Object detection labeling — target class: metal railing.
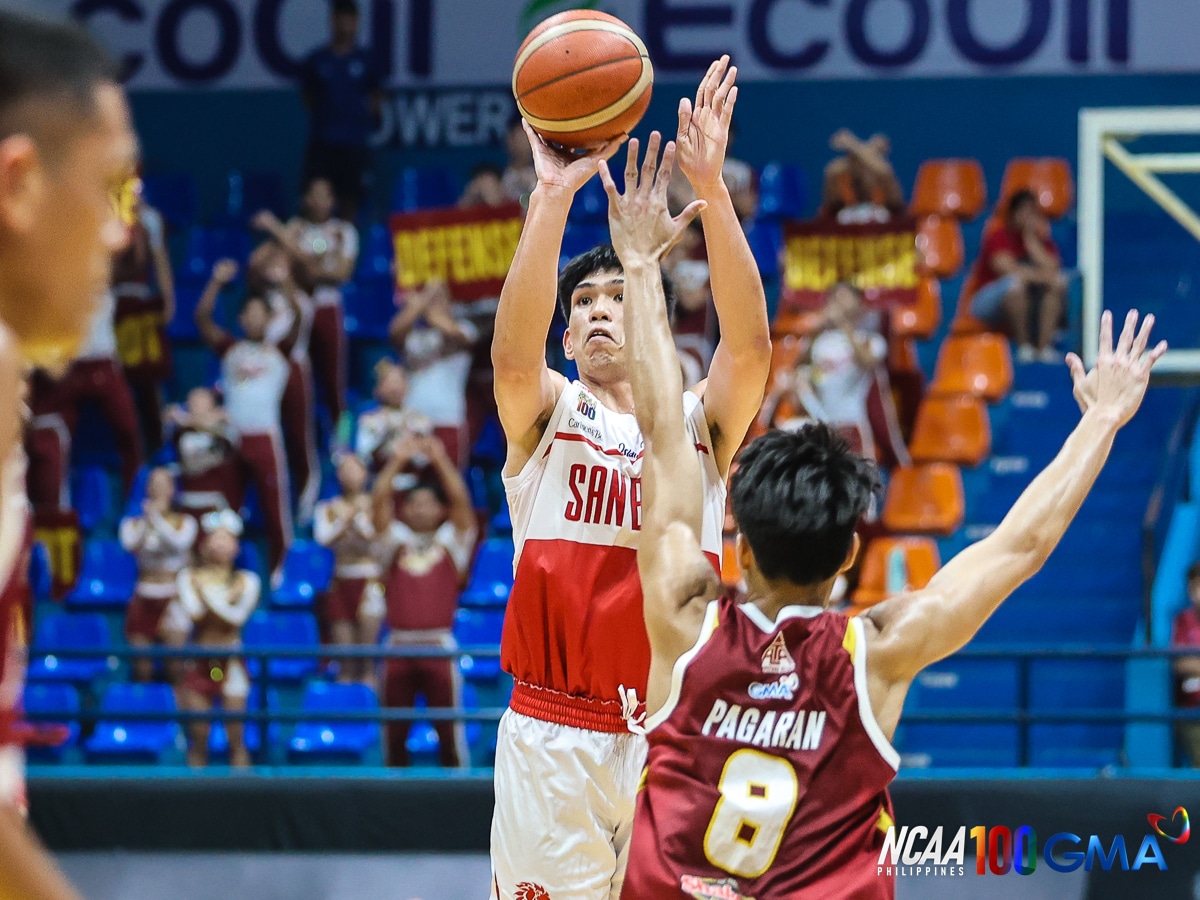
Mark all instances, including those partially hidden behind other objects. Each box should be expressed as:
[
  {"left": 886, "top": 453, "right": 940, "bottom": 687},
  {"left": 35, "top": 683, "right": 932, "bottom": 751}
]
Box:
[{"left": 18, "top": 643, "right": 1200, "bottom": 767}]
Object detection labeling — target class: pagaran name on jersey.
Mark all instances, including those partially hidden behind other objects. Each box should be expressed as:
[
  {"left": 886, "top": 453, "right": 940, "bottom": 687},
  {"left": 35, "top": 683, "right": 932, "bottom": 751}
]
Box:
[{"left": 700, "top": 698, "right": 828, "bottom": 751}]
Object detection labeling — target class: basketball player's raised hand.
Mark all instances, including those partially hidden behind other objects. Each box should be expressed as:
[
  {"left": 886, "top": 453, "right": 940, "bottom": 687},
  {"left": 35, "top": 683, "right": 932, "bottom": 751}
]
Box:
[
  {"left": 1066, "top": 309, "right": 1168, "bottom": 427},
  {"left": 598, "top": 131, "right": 706, "bottom": 265},
  {"left": 521, "top": 119, "right": 625, "bottom": 196},
  {"left": 676, "top": 55, "right": 738, "bottom": 190}
]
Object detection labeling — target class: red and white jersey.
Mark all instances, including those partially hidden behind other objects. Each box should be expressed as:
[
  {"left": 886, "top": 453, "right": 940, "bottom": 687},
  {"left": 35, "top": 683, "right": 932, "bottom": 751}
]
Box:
[
  {"left": 0, "top": 451, "right": 31, "bottom": 812},
  {"left": 266, "top": 289, "right": 314, "bottom": 362},
  {"left": 502, "top": 381, "right": 724, "bottom": 732},
  {"left": 291, "top": 217, "right": 358, "bottom": 308},
  {"left": 622, "top": 598, "right": 899, "bottom": 900},
  {"left": 220, "top": 339, "right": 289, "bottom": 435}
]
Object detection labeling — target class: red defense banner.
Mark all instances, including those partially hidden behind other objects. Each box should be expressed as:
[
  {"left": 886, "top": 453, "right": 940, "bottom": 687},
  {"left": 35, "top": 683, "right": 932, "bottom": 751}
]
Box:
[
  {"left": 779, "top": 218, "right": 919, "bottom": 314},
  {"left": 390, "top": 203, "right": 524, "bottom": 301}
]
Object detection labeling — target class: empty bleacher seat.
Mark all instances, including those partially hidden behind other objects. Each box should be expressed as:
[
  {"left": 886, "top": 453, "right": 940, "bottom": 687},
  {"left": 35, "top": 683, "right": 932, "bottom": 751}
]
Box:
[
  {"left": 915, "top": 215, "right": 964, "bottom": 279},
  {"left": 930, "top": 334, "right": 1013, "bottom": 402},
  {"left": 1028, "top": 725, "right": 1122, "bottom": 769},
  {"left": 391, "top": 168, "right": 460, "bottom": 212},
  {"left": 904, "top": 659, "right": 1018, "bottom": 712},
  {"left": 218, "top": 170, "right": 286, "bottom": 225},
  {"left": 289, "top": 681, "right": 381, "bottom": 764},
  {"left": 272, "top": 540, "right": 335, "bottom": 609},
  {"left": 72, "top": 466, "right": 113, "bottom": 532},
  {"left": 909, "top": 394, "right": 992, "bottom": 467},
  {"left": 85, "top": 683, "right": 183, "bottom": 763},
  {"left": 454, "top": 608, "right": 504, "bottom": 683},
  {"left": 892, "top": 278, "right": 942, "bottom": 341},
  {"left": 356, "top": 223, "right": 394, "bottom": 282},
  {"left": 757, "top": 162, "right": 807, "bottom": 220},
  {"left": 852, "top": 537, "right": 941, "bottom": 607},
  {"left": 344, "top": 278, "right": 395, "bottom": 339},
  {"left": 64, "top": 540, "right": 136, "bottom": 610},
  {"left": 242, "top": 611, "right": 319, "bottom": 684},
  {"left": 568, "top": 176, "right": 609, "bottom": 226},
  {"left": 140, "top": 172, "right": 198, "bottom": 230},
  {"left": 29, "top": 541, "right": 51, "bottom": 601},
  {"left": 881, "top": 464, "right": 965, "bottom": 536},
  {"left": 998, "top": 158, "right": 1074, "bottom": 220},
  {"left": 22, "top": 683, "right": 80, "bottom": 762},
  {"left": 910, "top": 159, "right": 987, "bottom": 220},
  {"left": 27, "top": 612, "right": 112, "bottom": 683},
  {"left": 895, "top": 724, "right": 1019, "bottom": 768},
  {"left": 461, "top": 537, "right": 515, "bottom": 608}
]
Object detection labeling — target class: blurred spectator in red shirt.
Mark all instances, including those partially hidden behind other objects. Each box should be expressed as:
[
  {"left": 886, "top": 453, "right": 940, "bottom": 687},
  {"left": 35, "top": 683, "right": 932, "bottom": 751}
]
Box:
[
  {"left": 664, "top": 221, "right": 713, "bottom": 386},
  {"left": 253, "top": 176, "right": 358, "bottom": 428},
  {"left": 968, "top": 189, "right": 1068, "bottom": 364},
  {"left": 373, "top": 434, "right": 476, "bottom": 768},
  {"left": 1172, "top": 562, "right": 1200, "bottom": 766},
  {"left": 388, "top": 281, "right": 479, "bottom": 470},
  {"left": 819, "top": 130, "right": 906, "bottom": 224},
  {"left": 314, "top": 454, "right": 384, "bottom": 683},
  {"left": 168, "top": 510, "right": 259, "bottom": 768},
  {"left": 119, "top": 467, "right": 197, "bottom": 683}
]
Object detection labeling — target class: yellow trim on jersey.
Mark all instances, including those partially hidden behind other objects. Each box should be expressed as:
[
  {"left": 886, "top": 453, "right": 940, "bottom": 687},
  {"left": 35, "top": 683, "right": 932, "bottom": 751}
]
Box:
[
  {"left": 637, "top": 765, "right": 648, "bottom": 793},
  {"left": 842, "top": 617, "right": 857, "bottom": 657},
  {"left": 876, "top": 805, "right": 895, "bottom": 834}
]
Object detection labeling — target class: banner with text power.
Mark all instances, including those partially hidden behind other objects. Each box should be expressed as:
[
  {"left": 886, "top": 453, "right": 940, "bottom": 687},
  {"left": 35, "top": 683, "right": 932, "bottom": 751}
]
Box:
[
  {"left": 780, "top": 219, "right": 919, "bottom": 314},
  {"left": 389, "top": 203, "right": 524, "bottom": 301}
]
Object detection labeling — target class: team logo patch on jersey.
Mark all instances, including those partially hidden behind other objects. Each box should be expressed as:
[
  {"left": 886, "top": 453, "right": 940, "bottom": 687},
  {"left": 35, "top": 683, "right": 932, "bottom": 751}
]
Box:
[
  {"left": 761, "top": 632, "right": 796, "bottom": 675},
  {"left": 748, "top": 671, "right": 799, "bottom": 701},
  {"left": 680, "top": 875, "right": 754, "bottom": 900},
  {"left": 575, "top": 392, "right": 596, "bottom": 420},
  {"left": 513, "top": 882, "right": 551, "bottom": 900}
]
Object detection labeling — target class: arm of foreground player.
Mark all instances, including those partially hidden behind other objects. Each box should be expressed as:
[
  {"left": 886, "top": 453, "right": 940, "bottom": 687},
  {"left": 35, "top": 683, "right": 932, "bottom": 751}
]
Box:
[
  {"left": 0, "top": 806, "right": 82, "bottom": 900},
  {"left": 865, "top": 310, "right": 1167, "bottom": 692},
  {"left": 600, "top": 135, "right": 720, "bottom": 667},
  {"left": 676, "top": 57, "right": 771, "bottom": 477},
  {"left": 491, "top": 127, "right": 622, "bottom": 473}
]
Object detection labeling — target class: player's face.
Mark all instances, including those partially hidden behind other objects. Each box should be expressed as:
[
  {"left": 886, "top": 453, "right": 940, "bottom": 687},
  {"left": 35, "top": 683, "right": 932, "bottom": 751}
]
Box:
[
  {"left": 0, "top": 82, "right": 137, "bottom": 371},
  {"left": 564, "top": 270, "right": 625, "bottom": 375},
  {"left": 337, "top": 456, "right": 367, "bottom": 494},
  {"left": 304, "top": 178, "right": 335, "bottom": 223},
  {"left": 403, "top": 488, "right": 445, "bottom": 533}
]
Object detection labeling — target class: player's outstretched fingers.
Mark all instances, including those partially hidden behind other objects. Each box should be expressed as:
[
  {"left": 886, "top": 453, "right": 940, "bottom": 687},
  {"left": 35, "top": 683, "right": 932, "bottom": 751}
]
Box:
[
  {"left": 677, "top": 97, "right": 693, "bottom": 140},
  {"left": 713, "top": 65, "right": 737, "bottom": 114},
  {"left": 1065, "top": 352, "right": 1088, "bottom": 413},
  {"left": 1116, "top": 309, "right": 1138, "bottom": 358},
  {"left": 695, "top": 58, "right": 718, "bottom": 110},
  {"left": 597, "top": 159, "right": 621, "bottom": 202},
  {"left": 720, "top": 87, "right": 739, "bottom": 128},
  {"left": 1130, "top": 313, "right": 1155, "bottom": 361},
  {"left": 624, "top": 138, "right": 641, "bottom": 188},
  {"left": 1142, "top": 340, "right": 1169, "bottom": 375},
  {"left": 1098, "top": 310, "right": 1113, "bottom": 359},
  {"left": 676, "top": 199, "right": 707, "bottom": 233},
  {"left": 641, "top": 132, "right": 663, "bottom": 188},
  {"left": 655, "top": 142, "right": 678, "bottom": 196}
]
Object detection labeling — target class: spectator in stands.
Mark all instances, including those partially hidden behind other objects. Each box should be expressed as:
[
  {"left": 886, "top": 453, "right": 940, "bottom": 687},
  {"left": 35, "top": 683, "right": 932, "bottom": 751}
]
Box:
[
  {"left": 165, "top": 387, "right": 243, "bottom": 523},
  {"left": 459, "top": 162, "right": 509, "bottom": 210},
  {"left": 112, "top": 192, "right": 175, "bottom": 455},
  {"left": 968, "top": 189, "right": 1067, "bottom": 364},
  {"left": 354, "top": 360, "right": 433, "bottom": 478},
  {"left": 819, "top": 129, "right": 906, "bottom": 223},
  {"left": 388, "top": 281, "right": 479, "bottom": 469},
  {"left": 120, "top": 467, "right": 197, "bottom": 683},
  {"left": 249, "top": 240, "right": 320, "bottom": 524},
  {"left": 373, "top": 433, "right": 476, "bottom": 768},
  {"left": 314, "top": 454, "right": 384, "bottom": 684},
  {"left": 252, "top": 175, "right": 358, "bottom": 429},
  {"left": 502, "top": 116, "right": 537, "bottom": 204},
  {"left": 170, "top": 510, "right": 259, "bottom": 768},
  {"left": 1172, "top": 562, "right": 1200, "bottom": 766},
  {"left": 759, "top": 283, "right": 897, "bottom": 463},
  {"left": 299, "top": 0, "right": 382, "bottom": 220},
  {"left": 669, "top": 120, "right": 757, "bottom": 223},
  {"left": 195, "top": 258, "right": 298, "bottom": 581},
  {"left": 665, "top": 221, "right": 713, "bottom": 385}
]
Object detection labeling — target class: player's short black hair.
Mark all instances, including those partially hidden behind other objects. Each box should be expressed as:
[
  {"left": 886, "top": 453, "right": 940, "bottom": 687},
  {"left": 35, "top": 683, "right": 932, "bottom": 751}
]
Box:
[
  {"left": 556, "top": 243, "right": 677, "bottom": 322},
  {"left": 407, "top": 478, "right": 448, "bottom": 507},
  {"left": 469, "top": 161, "right": 504, "bottom": 180},
  {"left": 0, "top": 9, "right": 118, "bottom": 142},
  {"left": 1007, "top": 189, "right": 1039, "bottom": 220},
  {"left": 331, "top": 0, "right": 360, "bottom": 16},
  {"left": 731, "top": 425, "right": 881, "bottom": 586}
]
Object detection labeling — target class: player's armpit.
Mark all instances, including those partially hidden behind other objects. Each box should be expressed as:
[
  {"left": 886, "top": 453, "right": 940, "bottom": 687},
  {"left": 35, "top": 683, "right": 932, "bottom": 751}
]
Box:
[{"left": 494, "top": 367, "right": 566, "bottom": 477}]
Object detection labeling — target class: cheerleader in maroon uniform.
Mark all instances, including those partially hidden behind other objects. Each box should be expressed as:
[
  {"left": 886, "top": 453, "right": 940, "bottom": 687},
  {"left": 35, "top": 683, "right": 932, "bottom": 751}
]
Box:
[
  {"left": 118, "top": 467, "right": 196, "bottom": 682},
  {"left": 313, "top": 454, "right": 384, "bottom": 683},
  {"left": 165, "top": 387, "right": 244, "bottom": 521}
]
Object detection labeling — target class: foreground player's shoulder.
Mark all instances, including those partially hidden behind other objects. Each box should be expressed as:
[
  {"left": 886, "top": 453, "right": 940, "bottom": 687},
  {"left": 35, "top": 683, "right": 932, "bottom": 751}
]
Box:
[{"left": 0, "top": 325, "right": 23, "bottom": 461}]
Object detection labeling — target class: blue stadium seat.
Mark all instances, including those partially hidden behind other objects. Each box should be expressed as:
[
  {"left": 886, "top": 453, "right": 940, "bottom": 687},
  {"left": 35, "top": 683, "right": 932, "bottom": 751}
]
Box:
[
  {"left": 206, "top": 226, "right": 253, "bottom": 269},
  {"left": 235, "top": 542, "right": 264, "bottom": 581},
  {"left": 289, "top": 681, "right": 381, "bottom": 763},
  {"left": 757, "top": 162, "right": 807, "bottom": 220},
  {"left": 454, "top": 608, "right": 504, "bottom": 682},
  {"left": 1029, "top": 660, "right": 1124, "bottom": 711},
  {"left": 27, "top": 612, "right": 112, "bottom": 683},
  {"left": 28, "top": 541, "right": 51, "bottom": 601},
  {"left": 355, "top": 223, "right": 394, "bottom": 283},
  {"left": 242, "top": 611, "right": 319, "bottom": 683},
  {"left": 391, "top": 168, "right": 460, "bottom": 212},
  {"left": 22, "top": 683, "right": 80, "bottom": 762},
  {"left": 405, "top": 684, "right": 483, "bottom": 764},
  {"left": 461, "top": 537, "right": 514, "bottom": 608},
  {"left": 65, "top": 541, "right": 137, "bottom": 610},
  {"left": 272, "top": 540, "right": 335, "bottom": 609},
  {"left": 745, "top": 218, "right": 783, "bottom": 281},
  {"left": 72, "top": 465, "right": 113, "bottom": 532},
  {"left": 179, "top": 226, "right": 214, "bottom": 285},
  {"left": 85, "top": 683, "right": 182, "bottom": 763},
  {"left": 345, "top": 278, "right": 395, "bottom": 339},
  {"left": 490, "top": 501, "right": 512, "bottom": 535},
  {"left": 568, "top": 175, "right": 609, "bottom": 226},
  {"left": 1029, "top": 725, "right": 1123, "bottom": 769},
  {"left": 904, "top": 659, "right": 1019, "bottom": 712},
  {"left": 895, "top": 724, "right": 1020, "bottom": 768},
  {"left": 217, "top": 170, "right": 286, "bottom": 225},
  {"left": 561, "top": 223, "right": 609, "bottom": 260},
  {"left": 141, "top": 173, "right": 199, "bottom": 231},
  {"left": 167, "top": 282, "right": 204, "bottom": 340},
  {"left": 208, "top": 688, "right": 280, "bottom": 759}
]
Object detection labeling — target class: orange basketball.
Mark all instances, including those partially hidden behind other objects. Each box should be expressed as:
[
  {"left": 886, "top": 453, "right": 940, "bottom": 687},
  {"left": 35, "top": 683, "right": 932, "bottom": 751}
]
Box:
[{"left": 513, "top": 10, "right": 654, "bottom": 150}]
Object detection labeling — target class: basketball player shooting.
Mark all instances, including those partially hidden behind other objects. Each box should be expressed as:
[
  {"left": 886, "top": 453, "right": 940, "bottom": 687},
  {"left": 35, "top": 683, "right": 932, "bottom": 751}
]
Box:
[
  {"left": 605, "top": 138, "right": 1168, "bottom": 897},
  {"left": 0, "top": 10, "right": 137, "bottom": 900},
  {"left": 489, "top": 58, "right": 770, "bottom": 899}
]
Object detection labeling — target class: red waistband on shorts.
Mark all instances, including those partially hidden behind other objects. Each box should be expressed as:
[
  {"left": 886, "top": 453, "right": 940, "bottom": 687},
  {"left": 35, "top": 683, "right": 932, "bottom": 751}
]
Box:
[{"left": 509, "top": 681, "right": 632, "bottom": 734}]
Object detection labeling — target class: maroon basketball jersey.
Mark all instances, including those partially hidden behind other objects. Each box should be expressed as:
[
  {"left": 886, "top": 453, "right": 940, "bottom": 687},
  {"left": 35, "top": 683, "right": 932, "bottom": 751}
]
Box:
[{"left": 622, "top": 595, "right": 898, "bottom": 900}]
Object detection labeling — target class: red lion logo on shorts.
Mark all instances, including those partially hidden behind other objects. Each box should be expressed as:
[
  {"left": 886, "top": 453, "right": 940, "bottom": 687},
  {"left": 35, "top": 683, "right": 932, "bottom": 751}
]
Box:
[{"left": 514, "top": 883, "right": 551, "bottom": 900}]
